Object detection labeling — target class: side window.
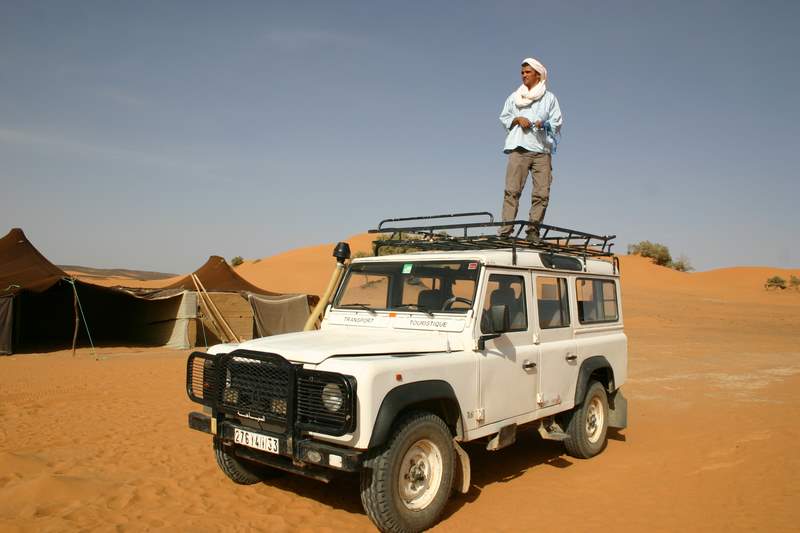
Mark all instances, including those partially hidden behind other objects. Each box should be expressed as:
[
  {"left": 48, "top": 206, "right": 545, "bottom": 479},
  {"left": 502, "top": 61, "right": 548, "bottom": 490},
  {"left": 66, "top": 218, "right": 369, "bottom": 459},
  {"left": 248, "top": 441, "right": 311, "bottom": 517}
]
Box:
[
  {"left": 481, "top": 274, "right": 527, "bottom": 333},
  {"left": 536, "top": 276, "right": 570, "bottom": 329},
  {"left": 576, "top": 278, "right": 619, "bottom": 324}
]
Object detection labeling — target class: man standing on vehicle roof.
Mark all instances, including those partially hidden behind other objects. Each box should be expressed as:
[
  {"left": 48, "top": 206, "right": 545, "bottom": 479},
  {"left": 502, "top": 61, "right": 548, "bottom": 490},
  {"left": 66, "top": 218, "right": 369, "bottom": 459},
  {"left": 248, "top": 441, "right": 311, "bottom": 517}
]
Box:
[{"left": 497, "top": 57, "right": 563, "bottom": 243}]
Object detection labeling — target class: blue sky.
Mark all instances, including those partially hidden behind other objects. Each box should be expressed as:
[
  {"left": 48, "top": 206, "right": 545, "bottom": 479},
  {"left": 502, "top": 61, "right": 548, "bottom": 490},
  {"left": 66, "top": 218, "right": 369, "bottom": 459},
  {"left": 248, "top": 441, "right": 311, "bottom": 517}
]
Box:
[{"left": 1, "top": 0, "right": 798, "bottom": 273}]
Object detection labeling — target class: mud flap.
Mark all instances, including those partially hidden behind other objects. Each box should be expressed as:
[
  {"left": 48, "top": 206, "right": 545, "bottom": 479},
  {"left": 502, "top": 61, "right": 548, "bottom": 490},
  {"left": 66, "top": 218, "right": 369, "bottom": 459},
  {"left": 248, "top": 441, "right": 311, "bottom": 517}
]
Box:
[
  {"left": 608, "top": 389, "right": 628, "bottom": 429},
  {"left": 452, "top": 439, "right": 471, "bottom": 494}
]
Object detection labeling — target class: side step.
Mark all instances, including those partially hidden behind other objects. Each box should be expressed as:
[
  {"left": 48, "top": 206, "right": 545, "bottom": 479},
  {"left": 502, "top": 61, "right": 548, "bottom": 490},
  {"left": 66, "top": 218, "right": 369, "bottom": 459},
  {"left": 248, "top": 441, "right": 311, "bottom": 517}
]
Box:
[{"left": 538, "top": 419, "right": 570, "bottom": 442}]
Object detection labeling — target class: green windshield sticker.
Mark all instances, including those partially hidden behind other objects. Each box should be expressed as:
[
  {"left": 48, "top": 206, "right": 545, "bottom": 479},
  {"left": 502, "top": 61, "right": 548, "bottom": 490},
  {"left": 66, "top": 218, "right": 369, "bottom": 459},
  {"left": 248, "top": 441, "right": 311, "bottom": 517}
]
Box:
[{"left": 402, "top": 263, "right": 413, "bottom": 274}]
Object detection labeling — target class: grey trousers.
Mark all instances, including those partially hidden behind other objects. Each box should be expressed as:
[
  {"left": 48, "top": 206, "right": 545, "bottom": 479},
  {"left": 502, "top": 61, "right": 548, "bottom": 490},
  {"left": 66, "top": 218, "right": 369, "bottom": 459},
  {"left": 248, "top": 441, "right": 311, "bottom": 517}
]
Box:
[{"left": 499, "top": 150, "right": 553, "bottom": 235}]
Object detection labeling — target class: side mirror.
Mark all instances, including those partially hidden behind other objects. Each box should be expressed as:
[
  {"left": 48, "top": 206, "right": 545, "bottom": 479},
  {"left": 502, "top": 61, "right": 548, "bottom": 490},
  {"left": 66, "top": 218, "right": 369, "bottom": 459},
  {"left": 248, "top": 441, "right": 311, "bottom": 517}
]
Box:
[{"left": 478, "top": 305, "right": 511, "bottom": 350}]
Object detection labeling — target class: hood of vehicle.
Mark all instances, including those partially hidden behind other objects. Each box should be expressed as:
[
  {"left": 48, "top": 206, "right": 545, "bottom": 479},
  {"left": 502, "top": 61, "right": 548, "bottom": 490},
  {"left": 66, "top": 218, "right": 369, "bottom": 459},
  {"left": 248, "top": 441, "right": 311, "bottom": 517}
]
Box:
[{"left": 229, "top": 327, "right": 462, "bottom": 365}]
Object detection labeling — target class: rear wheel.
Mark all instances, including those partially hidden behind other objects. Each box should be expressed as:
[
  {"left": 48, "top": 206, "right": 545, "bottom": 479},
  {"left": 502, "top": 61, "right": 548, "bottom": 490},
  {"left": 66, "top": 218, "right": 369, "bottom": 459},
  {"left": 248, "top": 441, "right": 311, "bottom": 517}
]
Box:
[
  {"left": 360, "top": 412, "right": 455, "bottom": 533},
  {"left": 213, "top": 437, "right": 280, "bottom": 484},
  {"left": 563, "top": 381, "right": 609, "bottom": 459}
]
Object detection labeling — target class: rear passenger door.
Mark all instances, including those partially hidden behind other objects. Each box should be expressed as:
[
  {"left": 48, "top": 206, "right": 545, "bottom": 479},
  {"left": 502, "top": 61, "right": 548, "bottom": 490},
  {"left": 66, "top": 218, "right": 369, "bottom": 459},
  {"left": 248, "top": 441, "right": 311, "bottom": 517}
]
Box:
[{"left": 534, "top": 275, "right": 578, "bottom": 410}]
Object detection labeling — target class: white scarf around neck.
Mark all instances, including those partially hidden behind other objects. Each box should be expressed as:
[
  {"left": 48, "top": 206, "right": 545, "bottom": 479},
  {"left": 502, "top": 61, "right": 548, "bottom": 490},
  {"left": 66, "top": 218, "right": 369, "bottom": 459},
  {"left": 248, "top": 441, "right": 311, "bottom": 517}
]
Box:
[{"left": 514, "top": 81, "right": 547, "bottom": 107}]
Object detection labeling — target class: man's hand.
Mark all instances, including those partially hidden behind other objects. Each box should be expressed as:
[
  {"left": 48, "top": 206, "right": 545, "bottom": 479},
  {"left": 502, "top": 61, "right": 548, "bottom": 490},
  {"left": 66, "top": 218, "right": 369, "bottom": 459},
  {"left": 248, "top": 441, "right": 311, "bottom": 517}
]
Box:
[
  {"left": 514, "top": 117, "right": 532, "bottom": 129},
  {"left": 534, "top": 119, "right": 543, "bottom": 128}
]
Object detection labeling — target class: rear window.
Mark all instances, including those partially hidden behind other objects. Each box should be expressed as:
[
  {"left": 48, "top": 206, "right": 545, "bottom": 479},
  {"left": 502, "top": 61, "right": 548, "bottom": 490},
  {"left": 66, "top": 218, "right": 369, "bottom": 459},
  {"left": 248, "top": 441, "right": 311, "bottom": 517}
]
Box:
[{"left": 576, "top": 278, "right": 619, "bottom": 324}]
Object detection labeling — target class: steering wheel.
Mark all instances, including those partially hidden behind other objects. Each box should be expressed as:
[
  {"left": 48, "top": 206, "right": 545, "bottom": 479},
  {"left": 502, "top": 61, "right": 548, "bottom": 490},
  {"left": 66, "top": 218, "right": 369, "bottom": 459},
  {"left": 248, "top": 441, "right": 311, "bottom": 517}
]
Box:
[{"left": 442, "top": 296, "right": 473, "bottom": 310}]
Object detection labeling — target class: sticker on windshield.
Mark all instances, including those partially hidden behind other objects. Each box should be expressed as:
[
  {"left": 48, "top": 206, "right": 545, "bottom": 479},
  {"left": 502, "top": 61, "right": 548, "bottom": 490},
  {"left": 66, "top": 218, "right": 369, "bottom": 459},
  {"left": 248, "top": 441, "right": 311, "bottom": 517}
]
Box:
[
  {"left": 402, "top": 263, "right": 413, "bottom": 274},
  {"left": 468, "top": 262, "right": 478, "bottom": 270}
]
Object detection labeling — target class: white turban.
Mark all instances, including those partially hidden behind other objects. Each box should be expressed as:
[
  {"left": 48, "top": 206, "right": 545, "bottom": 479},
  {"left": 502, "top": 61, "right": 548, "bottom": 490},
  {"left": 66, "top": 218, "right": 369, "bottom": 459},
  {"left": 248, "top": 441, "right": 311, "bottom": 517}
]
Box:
[{"left": 521, "top": 57, "right": 548, "bottom": 81}]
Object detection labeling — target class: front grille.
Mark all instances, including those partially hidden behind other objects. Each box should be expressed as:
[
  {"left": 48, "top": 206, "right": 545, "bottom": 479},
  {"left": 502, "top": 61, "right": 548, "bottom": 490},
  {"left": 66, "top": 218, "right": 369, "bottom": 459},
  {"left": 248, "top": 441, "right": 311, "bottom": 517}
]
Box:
[
  {"left": 296, "top": 371, "right": 356, "bottom": 436},
  {"left": 217, "top": 352, "right": 293, "bottom": 427},
  {"left": 186, "top": 350, "right": 356, "bottom": 437}
]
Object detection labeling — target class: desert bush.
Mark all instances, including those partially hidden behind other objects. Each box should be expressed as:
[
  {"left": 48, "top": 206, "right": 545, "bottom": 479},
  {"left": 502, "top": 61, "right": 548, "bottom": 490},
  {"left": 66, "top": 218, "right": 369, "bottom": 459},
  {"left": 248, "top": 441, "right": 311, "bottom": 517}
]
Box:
[
  {"left": 627, "top": 240, "right": 674, "bottom": 267},
  {"left": 231, "top": 256, "right": 244, "bottom": 267},
  {"left": 669, "top": 255, "right": 694, "bottom": 272},
  {"left": 376, "top": 233, "right": 423, "bottom": 256},
  {"left": 764, "top": 276, "right": 787, "bottom": 290},
  {"left": 789, "top": 275, "right": 800, "bottom": 291}
]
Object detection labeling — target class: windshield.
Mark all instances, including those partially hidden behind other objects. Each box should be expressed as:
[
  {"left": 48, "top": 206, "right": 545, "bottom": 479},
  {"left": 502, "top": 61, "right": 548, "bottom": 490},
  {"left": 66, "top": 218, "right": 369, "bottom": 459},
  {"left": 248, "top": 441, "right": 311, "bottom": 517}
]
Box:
[{"left": 333, "top": 260, "right": 480, "bottom": 314}]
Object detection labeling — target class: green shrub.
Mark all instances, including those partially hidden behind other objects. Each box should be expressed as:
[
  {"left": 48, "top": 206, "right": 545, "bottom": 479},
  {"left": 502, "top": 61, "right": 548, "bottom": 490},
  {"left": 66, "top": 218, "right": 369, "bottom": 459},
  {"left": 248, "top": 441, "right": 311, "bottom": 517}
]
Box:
[
  {"left": 627, "top": 241, "right": 672, "bottom": 267},
  {"left": 376, "top": 233, "right": 424, "bottom": 256},
  {"left": 669, "top": 255, "right": 694, "bottom": 272},
  {"left": 765, "top": 276, "right": 787, "bottom": 290},
  {"left": 789, "top": 275, "right": 800, "bottom": 291},
  {"left": 231, "top": 256, "right": 244, "bottom": 267}
]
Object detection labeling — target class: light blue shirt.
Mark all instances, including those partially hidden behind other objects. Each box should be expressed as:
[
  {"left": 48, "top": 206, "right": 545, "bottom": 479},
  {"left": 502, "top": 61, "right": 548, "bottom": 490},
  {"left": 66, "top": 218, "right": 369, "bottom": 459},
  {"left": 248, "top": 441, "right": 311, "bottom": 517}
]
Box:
[{"left": 499, "top": 90, "right": 563, "bottom": 154}]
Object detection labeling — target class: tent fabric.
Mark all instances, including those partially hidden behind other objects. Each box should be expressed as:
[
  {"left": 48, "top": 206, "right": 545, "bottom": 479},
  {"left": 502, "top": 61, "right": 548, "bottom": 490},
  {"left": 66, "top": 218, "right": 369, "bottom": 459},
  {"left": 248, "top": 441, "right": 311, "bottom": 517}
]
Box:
[
  {"left": 113, "top": 289, "right": 197, "bottom": 349},
  {"left": 166, "top": 291, "right": 197, "bottom": 349},
  {"left": 248, "top": 293, "right": 310, "bottom": 337},
  {"left": 160, "top": 256, "right": 281, "bottom": 294},
  {"left": 0, "top": 228, "right": 67, "bottom": 295},
  {"left": 0, "top": 295, "right": 12, "bottom": 355}
]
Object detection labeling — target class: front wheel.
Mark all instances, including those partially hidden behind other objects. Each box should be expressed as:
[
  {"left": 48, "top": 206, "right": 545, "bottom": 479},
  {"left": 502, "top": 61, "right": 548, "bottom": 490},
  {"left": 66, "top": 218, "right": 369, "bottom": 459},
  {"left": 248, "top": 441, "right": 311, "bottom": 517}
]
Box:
[
  {"left": 360, "top": 412, "right": 455, "bottom": 533},
  {"left": 213, "top": 437, "right": 280, "bottom": 484},
  {"left": 563, "top": 380, "right": 609, "bottom": 459}
]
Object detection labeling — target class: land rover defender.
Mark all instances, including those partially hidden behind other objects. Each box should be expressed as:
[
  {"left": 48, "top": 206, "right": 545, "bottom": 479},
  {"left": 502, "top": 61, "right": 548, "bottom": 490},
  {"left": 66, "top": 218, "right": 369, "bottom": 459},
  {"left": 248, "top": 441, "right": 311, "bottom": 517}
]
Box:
[{"left": 186, "top": 213, "right": 628, "bottom": 532}]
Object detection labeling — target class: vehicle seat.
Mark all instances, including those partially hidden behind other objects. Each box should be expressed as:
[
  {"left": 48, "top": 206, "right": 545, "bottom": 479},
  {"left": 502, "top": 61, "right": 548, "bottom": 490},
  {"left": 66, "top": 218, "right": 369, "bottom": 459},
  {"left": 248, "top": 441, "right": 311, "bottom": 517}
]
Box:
[{"left": 417, "top": 289, "right": 444, "bottom": 311}]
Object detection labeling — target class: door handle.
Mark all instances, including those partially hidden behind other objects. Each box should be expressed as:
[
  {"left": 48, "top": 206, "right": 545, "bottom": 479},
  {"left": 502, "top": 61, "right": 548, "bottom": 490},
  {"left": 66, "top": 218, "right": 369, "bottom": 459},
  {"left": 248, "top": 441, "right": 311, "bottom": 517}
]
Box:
[
  {"left": 523, "top": 359, "right": 537, "bottom": 370},
  {"left": 565, "top": 354, "right": 578, "bottom": 362}
]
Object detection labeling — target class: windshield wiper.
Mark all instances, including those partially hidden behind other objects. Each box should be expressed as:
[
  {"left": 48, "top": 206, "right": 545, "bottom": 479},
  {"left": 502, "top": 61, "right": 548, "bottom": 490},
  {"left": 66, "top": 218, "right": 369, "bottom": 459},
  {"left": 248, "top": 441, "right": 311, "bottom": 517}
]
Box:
[
  {"left": 392, "top": 304, "right": 434, "bottom": 317},
  {"left": 338, "top": 303, "right": 376, "bottom": 314}
]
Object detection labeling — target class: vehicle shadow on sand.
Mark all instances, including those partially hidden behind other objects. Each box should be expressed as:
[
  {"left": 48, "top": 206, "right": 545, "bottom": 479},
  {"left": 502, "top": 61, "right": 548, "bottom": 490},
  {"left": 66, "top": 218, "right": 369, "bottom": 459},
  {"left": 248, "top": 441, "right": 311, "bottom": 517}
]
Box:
[
  {"left": 439, "top": 426, "right": 575, "bottom": 520},
  {"left": 257, "top": 425, "right": 602, "bottom": 519}
]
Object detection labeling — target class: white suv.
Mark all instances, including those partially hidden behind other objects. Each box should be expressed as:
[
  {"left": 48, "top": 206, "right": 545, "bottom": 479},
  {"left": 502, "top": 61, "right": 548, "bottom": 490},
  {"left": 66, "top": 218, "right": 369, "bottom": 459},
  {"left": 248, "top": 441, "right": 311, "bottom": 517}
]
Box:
[{"left": 186, "top": 214, "right": 628, "bottom": 533}]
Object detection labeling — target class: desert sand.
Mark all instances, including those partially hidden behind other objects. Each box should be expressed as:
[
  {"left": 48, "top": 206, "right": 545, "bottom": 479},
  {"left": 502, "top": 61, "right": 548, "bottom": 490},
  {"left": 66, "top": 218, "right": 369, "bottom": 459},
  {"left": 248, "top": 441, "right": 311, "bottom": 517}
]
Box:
[{"left": 2, "top": 241, "right": 799, "bottom": 532}]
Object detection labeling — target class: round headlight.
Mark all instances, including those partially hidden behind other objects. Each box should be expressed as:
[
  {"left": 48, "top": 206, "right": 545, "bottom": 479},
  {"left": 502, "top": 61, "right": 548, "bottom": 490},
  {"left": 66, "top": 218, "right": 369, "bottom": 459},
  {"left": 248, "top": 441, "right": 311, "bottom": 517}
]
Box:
[{"left": 322, "top": 383, "right": 344, "bottom": 412}]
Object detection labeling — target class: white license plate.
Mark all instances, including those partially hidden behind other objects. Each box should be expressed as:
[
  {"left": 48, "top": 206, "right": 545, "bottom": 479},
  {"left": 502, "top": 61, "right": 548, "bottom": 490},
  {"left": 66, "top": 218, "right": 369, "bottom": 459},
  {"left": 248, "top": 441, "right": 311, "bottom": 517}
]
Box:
[{"left": 234, "top": 427, "right": 280, "bottom": 454}]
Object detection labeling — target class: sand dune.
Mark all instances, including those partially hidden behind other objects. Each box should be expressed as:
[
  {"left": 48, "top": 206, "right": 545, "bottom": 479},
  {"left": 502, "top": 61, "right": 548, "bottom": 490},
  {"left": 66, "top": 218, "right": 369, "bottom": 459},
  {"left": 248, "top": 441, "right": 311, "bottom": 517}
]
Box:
[
  {"left": 234, "top": 233, "right": 378, "bottom": 295},
  {"left": 2, "top": 241, "right": 799, "bottom": 532}
]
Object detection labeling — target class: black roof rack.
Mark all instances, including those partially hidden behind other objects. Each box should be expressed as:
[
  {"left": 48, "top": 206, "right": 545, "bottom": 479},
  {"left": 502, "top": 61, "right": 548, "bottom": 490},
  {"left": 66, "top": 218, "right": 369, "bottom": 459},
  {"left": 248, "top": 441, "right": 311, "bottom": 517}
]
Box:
[{"left": 368, "top": 212, "right": 616, "bottom": 266}]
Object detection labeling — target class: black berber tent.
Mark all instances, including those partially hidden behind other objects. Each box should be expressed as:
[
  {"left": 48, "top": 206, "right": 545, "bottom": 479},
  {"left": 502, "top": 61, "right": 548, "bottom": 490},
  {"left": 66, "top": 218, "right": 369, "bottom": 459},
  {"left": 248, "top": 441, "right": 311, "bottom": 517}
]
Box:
[{"left": 0, "top": 228, "right": 187, "bottom": 354}]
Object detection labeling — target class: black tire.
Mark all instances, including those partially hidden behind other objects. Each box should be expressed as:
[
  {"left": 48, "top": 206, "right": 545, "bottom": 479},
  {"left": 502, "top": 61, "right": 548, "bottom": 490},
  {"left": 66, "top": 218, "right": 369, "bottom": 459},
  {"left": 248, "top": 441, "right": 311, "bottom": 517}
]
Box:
[
  {"left": 563, "top": 381, "right": 609, "bottom": 459},
  {"left": 213, "top": 437, "right": 279, "bottom": 485},
  {"left": 360, "top": 412, "right": 455, "bottom": 533}
]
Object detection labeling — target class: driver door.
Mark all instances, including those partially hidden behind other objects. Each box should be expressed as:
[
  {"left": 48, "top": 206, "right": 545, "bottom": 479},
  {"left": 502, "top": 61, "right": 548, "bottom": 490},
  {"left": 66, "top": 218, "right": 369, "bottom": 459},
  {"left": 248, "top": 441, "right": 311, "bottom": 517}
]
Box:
[{"left": 477, "top": 269, "right": 539, "bottom": 425}]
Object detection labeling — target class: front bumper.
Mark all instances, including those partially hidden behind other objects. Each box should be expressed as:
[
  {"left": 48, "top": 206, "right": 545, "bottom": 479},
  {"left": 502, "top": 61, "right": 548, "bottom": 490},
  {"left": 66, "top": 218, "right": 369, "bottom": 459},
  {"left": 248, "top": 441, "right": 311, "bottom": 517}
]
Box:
[{"left": 188, "top": 412, "right": 363, "bottom": 476}]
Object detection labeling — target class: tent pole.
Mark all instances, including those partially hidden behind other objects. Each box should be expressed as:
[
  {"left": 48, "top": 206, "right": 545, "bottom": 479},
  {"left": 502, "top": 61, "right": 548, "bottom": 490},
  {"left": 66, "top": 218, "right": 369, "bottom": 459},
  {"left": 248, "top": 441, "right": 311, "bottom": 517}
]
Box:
[
  {"left": 72, "top": 284, "right": 79, "bottom": 357},
  {"left": 193, "top": 274, "right": 241, "bottom": 343},
  {"left": 191, "top": 275, "right": 230, "bottom": 343}
]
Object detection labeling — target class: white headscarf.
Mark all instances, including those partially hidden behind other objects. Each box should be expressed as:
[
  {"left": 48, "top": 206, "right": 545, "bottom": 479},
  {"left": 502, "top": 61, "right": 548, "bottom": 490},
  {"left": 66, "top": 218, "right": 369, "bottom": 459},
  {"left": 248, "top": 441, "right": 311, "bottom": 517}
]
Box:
[{"left": 514, "top": 57, "right": 548, "bottom": 108}]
